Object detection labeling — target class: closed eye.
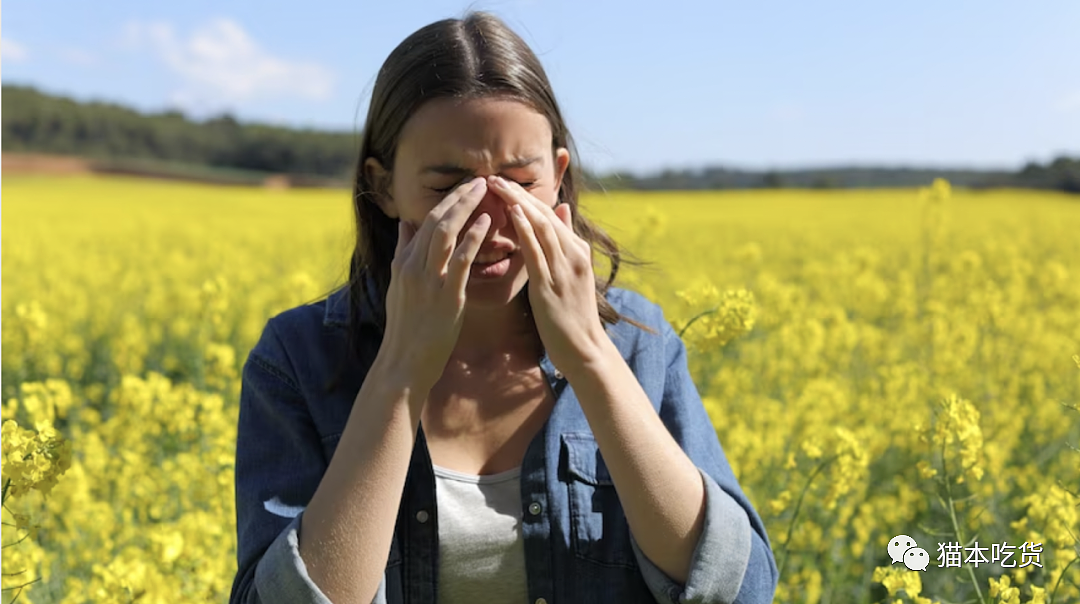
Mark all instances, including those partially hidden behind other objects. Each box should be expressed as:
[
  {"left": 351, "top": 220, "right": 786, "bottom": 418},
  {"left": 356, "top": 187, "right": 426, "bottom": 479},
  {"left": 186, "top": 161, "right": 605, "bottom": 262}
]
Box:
[{"left": 429, "top": 181, "right": 536, "bottom": 194}]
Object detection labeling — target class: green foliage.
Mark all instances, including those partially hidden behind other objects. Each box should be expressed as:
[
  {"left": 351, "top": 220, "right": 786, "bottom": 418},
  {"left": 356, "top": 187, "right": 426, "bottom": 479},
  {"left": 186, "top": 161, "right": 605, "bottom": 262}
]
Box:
[
  {"left": 1, "top": 84, "right": 359, "bottom": 178},
  {"left": 1018, "top": 157, "right": 1080, "bottom": 193}
]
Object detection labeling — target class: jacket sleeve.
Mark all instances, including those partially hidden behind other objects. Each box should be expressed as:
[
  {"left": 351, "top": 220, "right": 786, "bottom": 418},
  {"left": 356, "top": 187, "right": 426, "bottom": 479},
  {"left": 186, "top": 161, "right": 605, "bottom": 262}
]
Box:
[
  {"left": 629, "top": 311, "right": 779, "bottom": 604},
  {"left": 229, "top": 318, "right": 388, "bottom": 604}
]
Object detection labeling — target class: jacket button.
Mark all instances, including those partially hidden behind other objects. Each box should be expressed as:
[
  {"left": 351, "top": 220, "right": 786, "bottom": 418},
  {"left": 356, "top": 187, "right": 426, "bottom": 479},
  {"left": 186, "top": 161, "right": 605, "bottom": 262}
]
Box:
[
  {"left": 416, "top": 510, "right": 429, "bottom": 523},
  {"left": 552, "top": 369, "right": 563, "bottom": 380},
  {"left": 528, "top": 502, "right": 543, "bottom": 516}
]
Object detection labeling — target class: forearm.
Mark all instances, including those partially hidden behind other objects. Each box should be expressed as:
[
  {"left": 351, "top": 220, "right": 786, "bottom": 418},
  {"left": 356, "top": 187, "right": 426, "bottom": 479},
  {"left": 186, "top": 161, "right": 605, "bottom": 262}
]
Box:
[
  {"left": 298, "top": 355, "right": 427, "bottom": 604},
  {"left": 563, "top": 339, "right": 706, "bottom": 585}
]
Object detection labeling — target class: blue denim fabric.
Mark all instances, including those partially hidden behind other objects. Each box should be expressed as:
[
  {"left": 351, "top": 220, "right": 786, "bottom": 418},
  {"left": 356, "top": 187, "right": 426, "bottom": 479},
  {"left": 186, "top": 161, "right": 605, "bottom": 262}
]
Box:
[{"left": 230, "top": 280, "right": 778, "bottom": 604}]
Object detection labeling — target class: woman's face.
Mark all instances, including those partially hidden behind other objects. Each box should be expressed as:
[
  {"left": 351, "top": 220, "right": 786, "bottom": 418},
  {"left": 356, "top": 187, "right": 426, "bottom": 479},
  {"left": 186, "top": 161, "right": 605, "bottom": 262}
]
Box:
[{"left": 365, "top": 96, "right": 570, "bottom": 309}]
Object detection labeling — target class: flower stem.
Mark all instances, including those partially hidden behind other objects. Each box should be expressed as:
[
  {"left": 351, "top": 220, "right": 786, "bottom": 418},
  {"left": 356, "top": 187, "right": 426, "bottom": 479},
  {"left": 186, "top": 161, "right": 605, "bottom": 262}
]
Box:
[
  {"left": 678, "top": 306, "right": 719, "bottom": 339},
  {"left": 1049, "top": 553, "right": 1079, "bottom": 604},
  {"left": 942, "top": 442, "right": 986, "bottom": 604},
  {"left": 777, "top": 454, "right": 838, "bottom": 580}
]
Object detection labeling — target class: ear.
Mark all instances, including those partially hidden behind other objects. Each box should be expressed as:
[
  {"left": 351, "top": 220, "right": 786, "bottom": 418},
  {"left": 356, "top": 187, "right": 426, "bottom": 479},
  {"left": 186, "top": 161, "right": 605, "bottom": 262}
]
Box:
[
  {"left": 553, "top": 147, "right": 571, "bottom": 195},
  {"left": 363, "top": 157, "right": 399, "bottom": 218}
]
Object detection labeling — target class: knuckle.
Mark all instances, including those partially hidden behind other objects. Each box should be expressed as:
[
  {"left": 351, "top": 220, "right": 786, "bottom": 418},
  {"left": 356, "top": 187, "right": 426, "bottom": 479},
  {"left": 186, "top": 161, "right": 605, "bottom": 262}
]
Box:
[
  {"left": 434, "top": 221, "right": 455, "bottom": 237},
  {"left": 449, "top": 289, "right": 467, "bottom": 308},
  {"left": 566, "top": 254, "right": 587, "bottom": 272},
  {"left": 425, "top": 261, "right": 447, "bottom": 277}
]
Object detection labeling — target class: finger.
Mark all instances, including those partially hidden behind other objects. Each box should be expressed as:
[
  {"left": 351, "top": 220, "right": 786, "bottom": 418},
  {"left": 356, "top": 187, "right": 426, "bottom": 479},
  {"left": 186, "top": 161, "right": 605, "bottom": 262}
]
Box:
[
  {"left": 410, "top": 177, "right": 485, "bottom": 269},
  {"left": 504, "top": 187, "right": 565, "bottom": 274},
  {"left": 394, "top": 220, "right": 420, "bottom": 272},
  {"left": 446, "top": 212, "right": 492, "bottom": 295},
  {"left": 509, "top": 203, "right": 552, "bottom": 286},
  {"left": 489, "top": 176, "right": 573, "bottom": 234},
  {"left": 425, "top": 178, "right": 490, "bottom": 274},
  {"left": 392, "top": 220, "right": 408, "bottom": 270},
  {"left": 489, "top": 176, "right": 576, "bottom": 255},
  {"left": 400, "top": 220, "right": 426, "bottom": 272},
  {"left": 554, "top": 203, "right": 589, "bottom": 255},
  {"left": 554, "top": 202, "right": 572, "bottom": 228},
  {"left": 395, "top": 219, "right": 417, "bottom": 257}
]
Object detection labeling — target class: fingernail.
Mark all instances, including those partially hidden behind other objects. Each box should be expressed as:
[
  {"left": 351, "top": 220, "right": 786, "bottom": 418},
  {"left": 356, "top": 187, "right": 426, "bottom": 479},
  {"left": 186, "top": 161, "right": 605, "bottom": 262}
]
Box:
[
  {"left": 489, "top": 175, "right": 505, "bottom": 187},
  {"left": 470, "top": 178, "right": 486, "bottom": 192}
]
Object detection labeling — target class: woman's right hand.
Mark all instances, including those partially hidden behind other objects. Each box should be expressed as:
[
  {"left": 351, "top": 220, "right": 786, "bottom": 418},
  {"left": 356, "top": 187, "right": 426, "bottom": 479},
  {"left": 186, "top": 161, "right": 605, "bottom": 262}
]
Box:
[{"left": 378, "top": 176, "right": 493, "bottom": 394}]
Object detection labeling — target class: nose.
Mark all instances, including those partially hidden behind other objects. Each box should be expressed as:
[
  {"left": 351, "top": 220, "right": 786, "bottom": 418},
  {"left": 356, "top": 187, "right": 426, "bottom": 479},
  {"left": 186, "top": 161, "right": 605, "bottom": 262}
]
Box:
[{"left": 466, "top": 187, "right": 512, "bottom": 232}]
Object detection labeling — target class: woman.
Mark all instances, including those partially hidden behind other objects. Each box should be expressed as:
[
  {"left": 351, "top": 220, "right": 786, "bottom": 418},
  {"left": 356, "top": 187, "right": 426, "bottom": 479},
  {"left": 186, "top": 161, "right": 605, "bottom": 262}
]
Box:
[{"left": 230, "top": 11, "right": 777, "bottom": 604}]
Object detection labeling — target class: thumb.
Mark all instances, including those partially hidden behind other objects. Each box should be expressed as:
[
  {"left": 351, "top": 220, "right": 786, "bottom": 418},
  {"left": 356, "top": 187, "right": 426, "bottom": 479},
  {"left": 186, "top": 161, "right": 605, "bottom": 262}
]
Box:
[
  {"left": 555, "top": 202, "right": 572, "bottom": 227},
  {"left": 394, "top": 220, "right": 413, "bottom": 260}
]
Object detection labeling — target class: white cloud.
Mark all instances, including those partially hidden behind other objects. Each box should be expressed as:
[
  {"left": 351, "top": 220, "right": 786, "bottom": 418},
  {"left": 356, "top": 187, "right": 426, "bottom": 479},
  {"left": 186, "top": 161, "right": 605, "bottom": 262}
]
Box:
[
  {"left": 2, "top": 37, "right": 29, "bottom": 62},
  {"left": 123, "top": 18, "right": 334, "bottom": 109}
]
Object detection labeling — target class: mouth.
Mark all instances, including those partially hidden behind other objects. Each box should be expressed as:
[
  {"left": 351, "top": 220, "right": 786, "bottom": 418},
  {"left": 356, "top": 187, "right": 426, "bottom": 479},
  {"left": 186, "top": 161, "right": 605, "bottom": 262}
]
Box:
[{"left": 473, "top": 250, "right": 516, "bottom": 265}]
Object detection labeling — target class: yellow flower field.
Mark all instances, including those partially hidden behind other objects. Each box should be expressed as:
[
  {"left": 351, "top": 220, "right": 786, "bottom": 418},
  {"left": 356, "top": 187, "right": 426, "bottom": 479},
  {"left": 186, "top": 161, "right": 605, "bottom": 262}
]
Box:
[{"left": 3, "top": 174, "right": 1078, "bottom": 603}]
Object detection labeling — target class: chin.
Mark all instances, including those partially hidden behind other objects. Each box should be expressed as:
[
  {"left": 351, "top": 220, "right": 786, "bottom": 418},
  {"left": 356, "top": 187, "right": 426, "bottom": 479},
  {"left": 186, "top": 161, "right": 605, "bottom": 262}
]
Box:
[{"left": 464, "top": 269, "right": 528, "bottom": 309}]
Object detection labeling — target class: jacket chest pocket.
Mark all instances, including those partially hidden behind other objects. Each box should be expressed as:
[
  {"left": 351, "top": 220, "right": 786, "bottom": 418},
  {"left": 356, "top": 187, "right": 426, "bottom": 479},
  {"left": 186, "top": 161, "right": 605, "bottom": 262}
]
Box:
[{"left": 561, "top": 433, "right": 638, "bottom": 570}]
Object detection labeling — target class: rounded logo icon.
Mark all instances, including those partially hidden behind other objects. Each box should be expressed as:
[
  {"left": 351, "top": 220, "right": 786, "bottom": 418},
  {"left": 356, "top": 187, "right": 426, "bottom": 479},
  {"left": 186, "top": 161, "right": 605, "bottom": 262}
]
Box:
[
  {"left": 888, "top": 535, "right": 917, "bottom": 564},
  {"left": 904, "top": 547, "right": 930, "bottom": 571}
]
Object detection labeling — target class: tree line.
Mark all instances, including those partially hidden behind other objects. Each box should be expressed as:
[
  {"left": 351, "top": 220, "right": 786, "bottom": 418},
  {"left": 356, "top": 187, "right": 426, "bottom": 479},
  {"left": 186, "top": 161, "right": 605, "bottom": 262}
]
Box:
[
  {"left": 2, "top": 84, "right": 359, "bottom": 178},
  {"left": 2, "top": 83, "right": 1077, "bottom": 192},
  {"left": 591, "top": 160, "right": 1079, "bottom": 193}
]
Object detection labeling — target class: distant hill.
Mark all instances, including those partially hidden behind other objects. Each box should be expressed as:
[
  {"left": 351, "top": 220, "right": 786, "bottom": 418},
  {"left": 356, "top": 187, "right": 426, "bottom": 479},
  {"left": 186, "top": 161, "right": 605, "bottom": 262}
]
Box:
[
  {"left": 2, "top": 83, "right": 1077, "bottom": 192},
  {"left": 1, "top": 84, "right": 358, "bottom": 182},
  {"left": 594, "top": 158, "right": 1078, "bottom": 192}
]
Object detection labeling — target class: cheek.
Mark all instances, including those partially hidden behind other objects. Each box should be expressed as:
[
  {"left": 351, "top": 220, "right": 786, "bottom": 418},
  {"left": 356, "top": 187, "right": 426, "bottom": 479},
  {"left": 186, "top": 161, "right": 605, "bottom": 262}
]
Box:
[
  {"left": 396, "top": 196, "right": 439, "bottom": 227},
  {"left": 537, "top": 184, "right": 560, "bottom": 207}
]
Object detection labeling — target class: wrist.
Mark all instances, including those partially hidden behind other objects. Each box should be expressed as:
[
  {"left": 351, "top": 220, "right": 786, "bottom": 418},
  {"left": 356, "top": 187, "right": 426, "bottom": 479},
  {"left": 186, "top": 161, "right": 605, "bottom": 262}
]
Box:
[
  {"left": 560, "top": 330, "right": 620, "bottom": 384},
  {"left": 370, "top": 352, "right": 436, "bottom": 408}
]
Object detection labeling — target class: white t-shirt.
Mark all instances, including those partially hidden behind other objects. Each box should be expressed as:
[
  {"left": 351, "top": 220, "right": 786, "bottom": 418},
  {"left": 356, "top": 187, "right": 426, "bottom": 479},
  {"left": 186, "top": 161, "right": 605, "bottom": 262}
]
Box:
[{"left": 433, "top": 463, "right": 529, "bottom": 604}]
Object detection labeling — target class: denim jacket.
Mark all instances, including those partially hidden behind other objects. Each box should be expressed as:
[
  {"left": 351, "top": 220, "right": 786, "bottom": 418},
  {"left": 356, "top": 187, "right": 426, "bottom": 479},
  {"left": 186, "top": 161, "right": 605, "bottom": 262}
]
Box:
[{"left": 230, "top": 280, "right": 778, "bottom": 604}]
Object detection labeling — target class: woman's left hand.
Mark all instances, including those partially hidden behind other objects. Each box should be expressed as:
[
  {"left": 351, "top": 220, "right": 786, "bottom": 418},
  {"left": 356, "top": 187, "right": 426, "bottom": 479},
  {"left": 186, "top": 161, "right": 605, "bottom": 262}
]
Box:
[{"left": 487, "top": 174, "right": 609, "bottom": 375}]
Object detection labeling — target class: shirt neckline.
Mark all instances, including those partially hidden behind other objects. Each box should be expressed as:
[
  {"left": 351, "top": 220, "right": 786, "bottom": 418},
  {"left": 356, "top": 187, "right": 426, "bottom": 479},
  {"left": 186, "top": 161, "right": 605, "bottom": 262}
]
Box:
[{"left": 432, "top": 463, "right": 522, "bottom": 484}]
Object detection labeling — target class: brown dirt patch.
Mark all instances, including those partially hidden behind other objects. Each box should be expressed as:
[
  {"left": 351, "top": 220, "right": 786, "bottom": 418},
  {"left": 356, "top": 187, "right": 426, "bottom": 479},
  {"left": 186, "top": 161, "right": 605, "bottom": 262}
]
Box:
[{"left": 2, "top": 153, "right": 93, "bottom": 175}]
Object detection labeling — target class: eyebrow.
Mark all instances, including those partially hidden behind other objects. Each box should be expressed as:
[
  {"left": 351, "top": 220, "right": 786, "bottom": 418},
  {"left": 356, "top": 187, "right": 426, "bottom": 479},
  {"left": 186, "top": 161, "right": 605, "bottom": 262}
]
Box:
[{"left": 421, "top": 156, "right": 542, "bottom": 175}]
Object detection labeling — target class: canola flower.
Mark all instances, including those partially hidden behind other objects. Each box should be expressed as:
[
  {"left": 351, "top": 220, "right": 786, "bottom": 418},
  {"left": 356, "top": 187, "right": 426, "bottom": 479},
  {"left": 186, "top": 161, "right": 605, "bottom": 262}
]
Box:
[
  {"left": 2, "top": 417, "right": 74, "bottom": 601},
  {"left": 675, "top": 283, "right": 757, "bottom": 351},
  {"left": 2, "top": 174, "right": 1079, "bottom": 603},
  {"left": 872, "top": 565, "right": 931, "bottom": 603}
]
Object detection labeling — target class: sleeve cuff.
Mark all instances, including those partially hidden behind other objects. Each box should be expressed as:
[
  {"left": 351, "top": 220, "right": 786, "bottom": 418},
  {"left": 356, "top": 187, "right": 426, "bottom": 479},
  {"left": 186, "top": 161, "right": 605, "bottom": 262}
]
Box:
[
  {"left": 255, "top": 510, "right": 389, "bottom": 604},
  {"left": 630, "top": 467, "right": 753, "bottom": 604}
]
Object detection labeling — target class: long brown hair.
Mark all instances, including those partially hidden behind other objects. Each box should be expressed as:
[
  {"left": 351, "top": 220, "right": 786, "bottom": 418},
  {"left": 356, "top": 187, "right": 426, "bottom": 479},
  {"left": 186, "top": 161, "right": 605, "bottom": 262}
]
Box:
[{"left": 322, "top": 11, "right": 654, "bottom": 392}]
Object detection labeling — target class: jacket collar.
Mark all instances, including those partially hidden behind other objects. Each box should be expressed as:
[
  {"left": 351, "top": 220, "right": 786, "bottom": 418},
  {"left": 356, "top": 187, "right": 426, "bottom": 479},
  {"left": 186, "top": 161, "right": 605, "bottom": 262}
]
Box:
[{"left": 323, "top": 272, "right": 381, "bottom": 327}]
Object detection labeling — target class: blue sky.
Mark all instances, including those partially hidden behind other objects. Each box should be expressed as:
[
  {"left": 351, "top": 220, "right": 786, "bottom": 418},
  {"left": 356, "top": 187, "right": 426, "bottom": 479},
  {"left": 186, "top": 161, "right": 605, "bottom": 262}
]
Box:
[{"left": 2, "top": 0, "right": 1078, "bottom": 174}]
